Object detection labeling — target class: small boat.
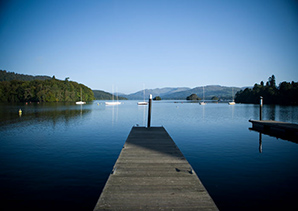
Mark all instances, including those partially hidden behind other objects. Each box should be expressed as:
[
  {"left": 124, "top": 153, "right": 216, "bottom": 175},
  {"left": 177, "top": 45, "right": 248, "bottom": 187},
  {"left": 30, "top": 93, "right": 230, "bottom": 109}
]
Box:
[
  {"left": 105, "top": 101, "right": 121, "bottom": 106},
  {"left": 138, "top": 102, "right": 148, "bottom": 105},
  {"left": 76, "top": 101, "right": 86, "bottom": 105},
  {"left": 105, "top": 86, "right": 121, "bottom": 106},
  {"left": 138, "top": 84, "right": 148, "bottom": 105},
  {"left": 228, "top": 87, "right": 236, "bottom": 105},
  {"left": 76, "top": 88, "right": 86, "bottom": 105},
  {"left": 200, "top": 86, "right": 206, "bottom": 105}
]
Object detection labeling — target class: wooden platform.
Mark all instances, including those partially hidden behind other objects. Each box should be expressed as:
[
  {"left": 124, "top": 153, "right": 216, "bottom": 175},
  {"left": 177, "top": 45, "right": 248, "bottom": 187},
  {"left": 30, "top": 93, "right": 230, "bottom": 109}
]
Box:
[
  {"left": 249, "top": 120, "right": 298, "bottom": 142},
  {"left": 93, "top": 126, "right": 218, "bottom": 210}
]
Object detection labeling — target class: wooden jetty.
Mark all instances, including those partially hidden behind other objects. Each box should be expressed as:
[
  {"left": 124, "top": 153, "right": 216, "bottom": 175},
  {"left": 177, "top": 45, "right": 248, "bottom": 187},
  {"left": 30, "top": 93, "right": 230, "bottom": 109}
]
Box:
[
  {"left": 249, "top": 120, "right": 298, "bottom": 141},
  {"left": 94, "top": 126, "right": 218, "bottom": 210}
]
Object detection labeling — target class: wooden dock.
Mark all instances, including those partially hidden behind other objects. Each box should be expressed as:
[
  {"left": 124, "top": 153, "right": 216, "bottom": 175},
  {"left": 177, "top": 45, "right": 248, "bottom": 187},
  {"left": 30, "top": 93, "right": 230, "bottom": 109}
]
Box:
[
  {"left": 249, "top": 120, "right": 298, "bottom": 142},
  {"left": 94, "top": 126, "right": 218, "bottom": 210}
]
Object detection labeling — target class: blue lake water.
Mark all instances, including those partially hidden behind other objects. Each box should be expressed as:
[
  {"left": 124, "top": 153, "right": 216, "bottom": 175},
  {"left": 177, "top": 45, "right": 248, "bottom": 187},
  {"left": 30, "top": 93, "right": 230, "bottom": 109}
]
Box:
[{"left": 0, "top": 101, "right": 298, "bottom": 210}]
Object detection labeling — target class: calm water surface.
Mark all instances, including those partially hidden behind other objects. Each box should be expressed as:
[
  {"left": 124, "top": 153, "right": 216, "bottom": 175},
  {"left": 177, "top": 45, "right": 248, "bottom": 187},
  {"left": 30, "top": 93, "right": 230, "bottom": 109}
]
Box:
[{"left": 1, "top": 101, "right": 298, "bottom": 210}]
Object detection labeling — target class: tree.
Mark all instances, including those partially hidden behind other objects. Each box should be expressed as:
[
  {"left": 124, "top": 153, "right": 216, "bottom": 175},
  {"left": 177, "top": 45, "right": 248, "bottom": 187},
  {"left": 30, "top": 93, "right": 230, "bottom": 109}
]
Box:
[
  {"left": 268, "top": 75, "right": 276, "bottom": 88},
  {"left": 0, "top": 74, "right": 95, "bottom": 102},
  {"left": 235, "top": 75, "right": 298, "bottom": 105},
  {"left": 153, "top": 96, "right": 161, "bottom": 100}
]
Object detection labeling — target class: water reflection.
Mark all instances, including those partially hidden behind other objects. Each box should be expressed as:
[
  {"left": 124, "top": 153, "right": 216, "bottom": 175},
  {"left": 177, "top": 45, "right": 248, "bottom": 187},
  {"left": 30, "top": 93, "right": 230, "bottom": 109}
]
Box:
[
  {"left": 259, "top": 133, "right": 262, "bottom": 153},
  {"left": 0, "top": 102, "right": 91, "bottom": 128},
  {"left": 266, "top": 105, "right": 276, "bottom": 120},
  {"left": 105, "top": 103, "right": 120, "bottom": 126},
  {"left": 250, "top": 129, "right": 298, "bottom": 153}
]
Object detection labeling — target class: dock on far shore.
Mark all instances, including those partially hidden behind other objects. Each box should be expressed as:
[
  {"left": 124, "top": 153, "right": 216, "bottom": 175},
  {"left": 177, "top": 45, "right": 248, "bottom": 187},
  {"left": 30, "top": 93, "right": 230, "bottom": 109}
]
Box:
[{"left": 93, "top": 126, "right": 218, "bottom": 210}]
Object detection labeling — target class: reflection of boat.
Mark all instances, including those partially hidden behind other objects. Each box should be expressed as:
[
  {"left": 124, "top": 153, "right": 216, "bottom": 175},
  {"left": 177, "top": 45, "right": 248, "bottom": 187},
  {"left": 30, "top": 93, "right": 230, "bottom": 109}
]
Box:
[
  {"left": 228, "top": 87, "right": 236, "bottom": 105},
  {"left": 76, "top": 88, "right": 86, "bottom": 105},
  {"left": 200, "top": 86, "right": 206, "bottom": 105}
]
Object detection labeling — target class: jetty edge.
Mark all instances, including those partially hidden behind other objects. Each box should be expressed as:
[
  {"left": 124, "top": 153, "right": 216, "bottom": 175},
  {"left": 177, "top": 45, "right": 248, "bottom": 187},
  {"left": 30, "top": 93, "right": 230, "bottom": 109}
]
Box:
[
  {"left": 93, "top": 126, "right": 218, "bottom": 210},
  {"left": 249, "top": 120, "right": 298, "bottom": 141}
]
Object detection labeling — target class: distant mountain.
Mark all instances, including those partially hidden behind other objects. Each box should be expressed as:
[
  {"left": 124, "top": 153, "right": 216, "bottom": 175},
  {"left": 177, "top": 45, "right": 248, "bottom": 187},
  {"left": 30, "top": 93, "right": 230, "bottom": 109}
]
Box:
[
  {"left": 0, "top": 70, "right": 52, "bottom": 81},
  {"left": 93, "top": 90, "right": 127, "bottom": 100},
  {"left": 164, "top": 85, "right": 242, "bottom": 100},
  {"left": 121, "top": 86, "right": 243, "bottom": 100},
  {"left": 121, "top": 87, "right": 191, "bottom": 100}
]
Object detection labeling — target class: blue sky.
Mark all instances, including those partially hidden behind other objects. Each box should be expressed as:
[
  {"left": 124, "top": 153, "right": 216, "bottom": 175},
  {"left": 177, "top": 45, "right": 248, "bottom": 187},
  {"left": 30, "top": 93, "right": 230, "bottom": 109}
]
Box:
[{"left": 0, "top": 0, "right": 297, "bottom": 94}]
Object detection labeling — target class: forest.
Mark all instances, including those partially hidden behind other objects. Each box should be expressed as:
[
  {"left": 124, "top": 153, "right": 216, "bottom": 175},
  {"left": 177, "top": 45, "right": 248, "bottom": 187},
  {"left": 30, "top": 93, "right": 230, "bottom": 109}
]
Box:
[
  {"left": 0, "top": 70, "right": 94, "bottom": 102},
  {"left": 235, "top": 75, "right": 298, "bottom": 105}
]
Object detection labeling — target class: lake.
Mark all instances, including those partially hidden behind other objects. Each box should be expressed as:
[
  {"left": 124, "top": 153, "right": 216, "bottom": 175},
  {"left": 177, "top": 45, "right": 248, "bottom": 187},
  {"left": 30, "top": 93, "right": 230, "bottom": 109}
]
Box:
[{"left": 0, "top": 101, "right": 298, "bottom": 210}]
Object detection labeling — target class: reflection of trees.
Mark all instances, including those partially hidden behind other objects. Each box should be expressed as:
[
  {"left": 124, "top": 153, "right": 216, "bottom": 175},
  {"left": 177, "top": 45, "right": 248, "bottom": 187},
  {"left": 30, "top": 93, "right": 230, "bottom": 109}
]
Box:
[{"left": 0, "top": 103, "right": 91, "bottom": 127}]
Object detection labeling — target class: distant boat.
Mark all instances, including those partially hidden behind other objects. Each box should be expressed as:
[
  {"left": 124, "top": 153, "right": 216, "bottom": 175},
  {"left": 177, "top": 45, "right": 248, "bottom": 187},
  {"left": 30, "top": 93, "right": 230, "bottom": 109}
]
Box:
[
  {"left": 76, "top": 88, "right": 86, "bottom": 105},
  {"left": 138, "top": 84, "right": 148, "bottom": 105},
  {"left": 200, "top": 86, "right": 206, "bottom": 105},
  {"left": 228, "top": 87, "right": 236, "bottom": 105},
  {"left": 105, "top": 86, "right": 121, "bottom": 106},
  {"left": 138, "top": 102, "right": 148, "bottom": 105},
  {"left": 105, "top": 101, "right": 121, "bottom": 106}
]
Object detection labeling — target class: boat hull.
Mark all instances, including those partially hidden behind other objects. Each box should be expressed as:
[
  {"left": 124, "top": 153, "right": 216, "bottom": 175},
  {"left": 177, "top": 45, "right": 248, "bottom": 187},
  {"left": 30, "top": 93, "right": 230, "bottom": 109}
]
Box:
[
  {"left": 138, "top": 102, "right": 148, "bottom": 105},
  {"left": 105, "top": 102, "right": 121, "bottom": 105},
  {"left": 76, "top": 101, "right": 86, "bottom": 105}
]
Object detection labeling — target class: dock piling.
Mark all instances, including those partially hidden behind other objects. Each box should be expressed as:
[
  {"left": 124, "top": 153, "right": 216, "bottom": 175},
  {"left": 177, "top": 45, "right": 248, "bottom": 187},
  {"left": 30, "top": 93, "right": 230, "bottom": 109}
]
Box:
[
  {"left": 260, "top": 96, "right": 263, "bottom": 120},
  {"left": 147, "top": 94, "right": 152, "bottom": 128}
]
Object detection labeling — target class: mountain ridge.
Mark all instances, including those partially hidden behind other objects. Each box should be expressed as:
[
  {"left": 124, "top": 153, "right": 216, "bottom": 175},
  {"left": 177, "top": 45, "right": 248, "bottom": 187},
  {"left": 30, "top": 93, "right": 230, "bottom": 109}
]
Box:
[{"left": 120, "top": 85, "right": 245, "bottom": 100}]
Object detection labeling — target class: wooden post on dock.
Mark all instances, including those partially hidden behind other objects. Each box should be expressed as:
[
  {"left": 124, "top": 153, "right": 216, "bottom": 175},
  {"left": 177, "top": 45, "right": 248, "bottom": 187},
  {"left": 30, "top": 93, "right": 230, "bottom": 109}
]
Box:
[
  {"left": 147, "top": 94, "right": 152, "bottom": 128},
  {"left": 260, "top": 96, "right": 263, "bottom": 120}
]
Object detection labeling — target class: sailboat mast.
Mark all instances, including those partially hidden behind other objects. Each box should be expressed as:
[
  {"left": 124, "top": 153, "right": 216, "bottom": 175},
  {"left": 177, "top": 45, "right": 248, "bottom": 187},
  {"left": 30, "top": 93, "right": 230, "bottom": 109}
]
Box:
[{"left": 203, "top": 86, "right": 205, "bottom": 101}]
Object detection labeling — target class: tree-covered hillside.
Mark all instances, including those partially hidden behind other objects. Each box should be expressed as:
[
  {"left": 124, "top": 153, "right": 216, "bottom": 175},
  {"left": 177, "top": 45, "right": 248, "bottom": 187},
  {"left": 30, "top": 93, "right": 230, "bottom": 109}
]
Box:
[
  {"left": 0, "top": 70, "right": 51, "bottom": 81},
  {"left": 235, "top": 75, "right": 298, "bottom": 105},
  {"left": 0, "top": 71, "right": 94, "bottom": 102}
]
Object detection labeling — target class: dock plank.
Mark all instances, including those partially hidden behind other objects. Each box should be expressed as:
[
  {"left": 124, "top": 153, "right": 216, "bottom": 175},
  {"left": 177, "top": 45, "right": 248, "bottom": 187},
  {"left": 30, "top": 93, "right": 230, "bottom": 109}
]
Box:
[{"left": 93, "top": 126, "right": 218, "bottom": 210}]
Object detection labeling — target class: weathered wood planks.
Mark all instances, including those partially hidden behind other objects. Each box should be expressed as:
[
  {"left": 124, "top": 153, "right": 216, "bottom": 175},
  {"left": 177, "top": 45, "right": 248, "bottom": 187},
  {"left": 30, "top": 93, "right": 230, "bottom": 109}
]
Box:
[{"left": 94, "top": 126, "right": 218, "bottom": 210}]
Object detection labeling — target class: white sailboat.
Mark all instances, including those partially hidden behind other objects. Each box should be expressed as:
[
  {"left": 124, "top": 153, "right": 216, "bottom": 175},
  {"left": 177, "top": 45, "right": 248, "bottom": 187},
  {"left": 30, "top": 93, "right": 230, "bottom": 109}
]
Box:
[
  {"left": 138, "top": 85, "right": 148, "bottom": 105},
  {"left": 228, "top": 87, "right": 236, "bottom": 105},
  {"left": 200, "top": 86, "right": 206, "bottom": 105},
  {"left": 105, "top": 86, "right": 121, "bottom": 105},
  {"left": 76, "top": 88, "right": 86, "bottom": 105}
]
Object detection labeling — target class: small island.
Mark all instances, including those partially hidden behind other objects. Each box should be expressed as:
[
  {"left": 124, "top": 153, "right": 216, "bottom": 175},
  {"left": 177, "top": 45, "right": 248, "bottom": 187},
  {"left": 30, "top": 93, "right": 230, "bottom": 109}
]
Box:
[
  {"left": 186, "top": 94, "right": 201, "bottom": 101},
  {"left": 153, "top": 96, "right": 161, "bottom": 101}
]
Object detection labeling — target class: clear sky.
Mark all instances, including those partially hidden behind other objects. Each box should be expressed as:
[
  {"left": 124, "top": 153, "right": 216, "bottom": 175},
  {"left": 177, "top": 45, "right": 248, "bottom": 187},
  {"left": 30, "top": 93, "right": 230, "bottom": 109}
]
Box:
[{"left": 0, "top": 0, "right": 297, "bottom": 94}]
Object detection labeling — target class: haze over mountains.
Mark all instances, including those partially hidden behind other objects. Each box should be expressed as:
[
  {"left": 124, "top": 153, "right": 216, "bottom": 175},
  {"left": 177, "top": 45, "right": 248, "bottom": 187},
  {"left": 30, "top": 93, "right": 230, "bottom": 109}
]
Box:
[{"left": 119, "top": 86, "right": 244, "bottom": 100}]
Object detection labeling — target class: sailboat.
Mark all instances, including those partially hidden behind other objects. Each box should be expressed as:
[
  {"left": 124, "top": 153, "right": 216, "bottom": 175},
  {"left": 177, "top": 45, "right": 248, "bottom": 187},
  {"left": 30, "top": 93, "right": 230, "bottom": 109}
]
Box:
[
  {"left": 200, "top": 86, "right": 206, "bottom": 105},
  {"left": 105, "top": 86, "right": 121, "bottom": 105},
  {"left": 76, "top": 88, "right": 86, "bottom": 105},
  {"left": 138, "top": 85, "right": 148, "bottom": 105},
  {"left": 228, "top": 87, "right": 236, "bottom": 105}
]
